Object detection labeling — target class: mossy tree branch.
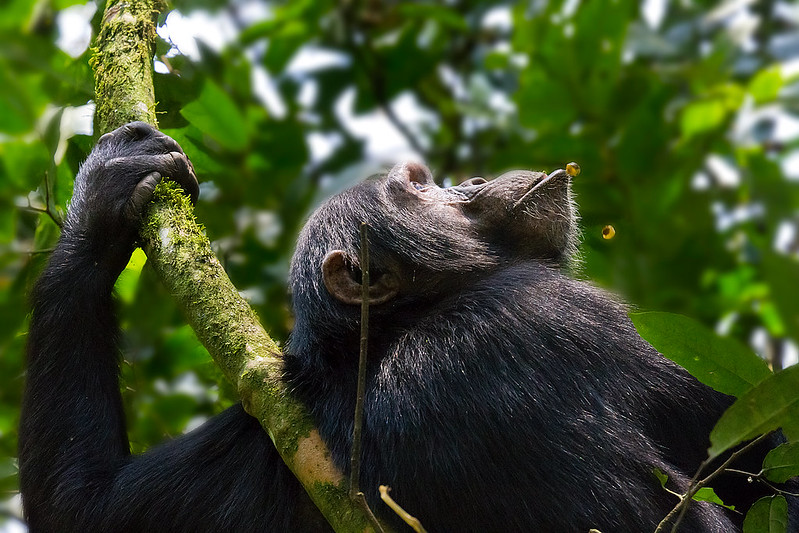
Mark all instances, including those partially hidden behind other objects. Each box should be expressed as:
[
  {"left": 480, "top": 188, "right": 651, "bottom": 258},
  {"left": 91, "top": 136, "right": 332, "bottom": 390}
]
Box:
[{"left": 91, "top": 1, "right": 387, "bottom": 531}]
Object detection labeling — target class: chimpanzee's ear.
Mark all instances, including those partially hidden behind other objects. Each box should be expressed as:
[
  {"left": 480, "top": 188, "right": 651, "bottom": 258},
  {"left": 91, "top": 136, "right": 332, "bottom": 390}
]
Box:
[{"left": 322, "top": 250, "right": 399, "bottom": 305}]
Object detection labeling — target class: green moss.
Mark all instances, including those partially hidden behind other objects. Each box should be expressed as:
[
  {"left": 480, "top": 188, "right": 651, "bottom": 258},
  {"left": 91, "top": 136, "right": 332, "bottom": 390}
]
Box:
[
  {"left": 238, "top": 362, "right": 316, "bottom": 457},
  {"left": 92, "top": 0, "right": 159, "bottom": 134},
  {"left": 312, "top": 482, "right": 373, "bottom": 533}
]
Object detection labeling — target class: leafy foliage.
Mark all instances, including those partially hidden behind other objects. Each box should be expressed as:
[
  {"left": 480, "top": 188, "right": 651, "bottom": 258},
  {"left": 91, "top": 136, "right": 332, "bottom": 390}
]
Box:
[
  {"left": 631, "top": 311, "right": 772, "bottom": 397},
  {"left": 763, "top": 442, "right": 799, "bottom": 484},
  {"left": 743, "top": 495, "right": 788, "bottom": 533},
  {"left": 0, "top": 0, "right": 798, "bottom": 530},
  {"left": 709, "top": 364, "right": 799, "bottom": 459}
]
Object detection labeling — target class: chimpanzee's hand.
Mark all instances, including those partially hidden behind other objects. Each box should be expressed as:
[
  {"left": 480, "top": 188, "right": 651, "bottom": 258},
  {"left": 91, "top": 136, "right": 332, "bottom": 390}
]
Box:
[{"left": 65, "top": 121, "right": 199, "bottom": 276}]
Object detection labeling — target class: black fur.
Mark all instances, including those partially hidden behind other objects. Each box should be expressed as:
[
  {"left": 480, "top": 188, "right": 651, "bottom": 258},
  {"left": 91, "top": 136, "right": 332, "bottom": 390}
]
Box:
[{"left": 18, "top": 126, "right": 787, "bottom": 532}]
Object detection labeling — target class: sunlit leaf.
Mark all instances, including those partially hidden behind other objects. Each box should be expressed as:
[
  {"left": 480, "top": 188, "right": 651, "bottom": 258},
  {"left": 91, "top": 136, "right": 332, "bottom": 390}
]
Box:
[
  {"left": 680, "top": 100, "right": 726, "bottom": 139},
  {"left": 53, "top": 0, "right": 88, "bottom": 9},
  {"left": 748, "top": 67, "right": 782, "bottom": 105},
  {"left": 115, "top": 248, "right": 148, "bottom": 305},
  {"left": 630, "top": 312, "right": 771, "bottom": 397},
  {"left": 709, "top": 365, "right": 799, "bottom": 459},
  {"left": 693, "top": 487, "right": 734, "bottom": 510},
  {"left": 763, "top": 253, "right": 799, "bottom": 342},
  {"left": 180, "top": 80, "right": 248, "bottom": 151}
]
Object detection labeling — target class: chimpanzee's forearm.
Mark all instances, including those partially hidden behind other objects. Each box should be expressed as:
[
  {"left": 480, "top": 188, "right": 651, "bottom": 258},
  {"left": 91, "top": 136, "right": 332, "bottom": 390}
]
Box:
[{"left": 19, "top": 238, "right": 130, "bottom": 531}]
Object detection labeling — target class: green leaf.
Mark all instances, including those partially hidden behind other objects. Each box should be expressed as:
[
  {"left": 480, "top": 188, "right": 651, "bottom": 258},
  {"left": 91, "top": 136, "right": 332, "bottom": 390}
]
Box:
[
  {"left": 0, "top": 456, "right": 16, "bottom": 480},
  {"left": 0, "top": 0, "right": 36, "bottom": 29},
  {"left": 654, "top": 468, "right": 734, "bottom": 509},
  {"left": 180, "top": 81, "right": 249, "bottom": 151},
  {"left": 714, "top": 83, "right": 746, "bottom": 110},
  {"left": 0, "top": 138, "right": 51, "bottom": 191},
  {"left": 162, "top": 325, "right": 214, "bottom": 375},
  {"left": 762, "top": 443, "right": 799, "bottom": 484},
  {"left": 748, "top": 67, "right": 783, "bottom": 105},
  {"left": 743, "top": 495, "right": 788, "bottom": 533},
  {"left": 693, "top": 487, "right": 734, "bottom": 510},
  {"left": 396, "top": 4, "right": 468, "bottom": 31},
  {"left": 33, "top": 215, "right": 61, "bottom": 251},
  {"left": 53, "top": 0, "right": 88, "bottom": 9},
  {"left": 484, "top": 52, "right": 509, "bottom": 70},
  {"left": 54, "top": 157, "right": 75, "bottom": 208},
  {"left": 0, "top": 59, "right": 39, "bottom": 133},
  {"left": 262, "top": 21, "right": 306, "bottom": 73},
  {"left": 630, "top": 312, "right": 771, "bottom": 397},
  {"left": 709, "top": 365, "right": 799, "bottom": 458},
  {"left": 763, "top": 253, "right": 799, "bottom": 342},
  {"left": 653, "top": 467, "right": 668, "bottom": 487},
  {"left": 516, "top": 68, "right": 576, "bottom": 130},
  {"left": 0, "top": 206, "right": 15, "bottom": 243},
  {"left": 115, "top": 248, "right": 148, "bottom": 305},
  {"left": 680, "top": 100, "right": 726, "bottom": 139}
]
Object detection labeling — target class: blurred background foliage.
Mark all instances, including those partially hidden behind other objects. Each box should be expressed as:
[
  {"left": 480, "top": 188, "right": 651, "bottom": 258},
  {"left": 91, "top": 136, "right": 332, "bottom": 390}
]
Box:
[{"left": 1, "top": 0, "right": 798, "bottom": 529}]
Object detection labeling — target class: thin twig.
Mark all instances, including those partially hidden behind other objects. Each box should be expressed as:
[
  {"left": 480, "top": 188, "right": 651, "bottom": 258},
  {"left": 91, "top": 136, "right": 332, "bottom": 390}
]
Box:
[
  {"left": 23, "top": 172, "right": 63, "bottom": 229},
  {"left": 724, "top": 468, "right": 758, "bottom": 480},
  {"left": 725, "top": 469, "right": 799, "bottom": 498},
  {"left": 349, "top": 222, "right": 384, "bottom": 533},
  {"left": 768, "top": 337, "right": 783, "bottom": 372},
  {"left": 379, "top": 485, "right": 428, "bottom": 533},
  {"left": 20, "top": 205, "right": 63, "bottom": 229},
  {"left": 655, "top": 434, "right": 769, "bottom": 533},
  {"left": 43, "top": 171, "right": 63, "bottom": 228},
  {"left": 350, "top": 221, "right": 370, "bottom": 497}
]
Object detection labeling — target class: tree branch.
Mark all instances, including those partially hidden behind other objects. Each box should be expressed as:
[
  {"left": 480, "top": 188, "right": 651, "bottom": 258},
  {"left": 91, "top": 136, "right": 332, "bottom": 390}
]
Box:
[
  {"left": 91, "top": 1, "right": 388, "bottom": 530},
  {"left": 654, "top": 434, "right": 769, "bottom": 533}
]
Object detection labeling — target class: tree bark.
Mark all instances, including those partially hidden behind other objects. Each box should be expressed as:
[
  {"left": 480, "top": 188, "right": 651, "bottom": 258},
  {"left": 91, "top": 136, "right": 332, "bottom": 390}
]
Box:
[{"left": 91, "top": 1, "right": 384, "bottom": 531}]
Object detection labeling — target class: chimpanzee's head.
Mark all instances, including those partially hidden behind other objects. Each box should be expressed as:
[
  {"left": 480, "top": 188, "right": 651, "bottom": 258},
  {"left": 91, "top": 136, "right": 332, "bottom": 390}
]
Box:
[{"left": 288, "top": 162, "right": 578, "bottom": 341}]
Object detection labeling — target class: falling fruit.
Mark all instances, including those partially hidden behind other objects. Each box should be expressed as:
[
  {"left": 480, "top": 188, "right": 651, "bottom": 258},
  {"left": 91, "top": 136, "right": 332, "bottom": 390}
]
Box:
[
  {"left": 602, "top": 225, "right": 616, "bottom": 240},
  {"left": 566, "top": 162, "right": 581, "bottom": 177}
]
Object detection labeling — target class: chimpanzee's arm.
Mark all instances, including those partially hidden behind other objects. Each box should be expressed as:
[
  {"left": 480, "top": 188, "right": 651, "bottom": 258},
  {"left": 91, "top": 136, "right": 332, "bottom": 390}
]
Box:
[{"left": 18, "top": 123, "right": 327, "bottom": 532}]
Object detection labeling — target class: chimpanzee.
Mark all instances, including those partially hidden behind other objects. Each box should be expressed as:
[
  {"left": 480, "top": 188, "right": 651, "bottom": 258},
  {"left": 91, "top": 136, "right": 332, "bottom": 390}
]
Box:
[{"left": 18, "top": 122, "right": 786, "bottom": 532}]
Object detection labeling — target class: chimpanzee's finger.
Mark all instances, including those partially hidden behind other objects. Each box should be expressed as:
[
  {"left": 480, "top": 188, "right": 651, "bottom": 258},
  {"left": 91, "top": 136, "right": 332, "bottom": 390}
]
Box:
[
  {"left": 97, "top": 131, "right": 115, "bottom": 146},
  {"left": 97, "top": 123, "right": 185, "bottom": 157},
  {"left": 164, "top": 152, "right": 199, "bottom": 205},
  {"left": 106, "top": 152, "right": 199, "bottom": 204},
  {"left": 120, "top": 121, "right": 158, "bottom": 140},
  {"left": 144, "top": 130, "right": 184, "bottom": 155},
  {"left": 125, "top": 172, "right": 162, "bottom": 222}
]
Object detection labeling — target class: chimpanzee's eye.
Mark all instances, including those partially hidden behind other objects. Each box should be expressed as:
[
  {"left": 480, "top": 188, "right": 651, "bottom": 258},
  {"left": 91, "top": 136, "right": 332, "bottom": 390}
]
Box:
[{"left": 412, "top": 182, "right": 426, "bottom": 191}]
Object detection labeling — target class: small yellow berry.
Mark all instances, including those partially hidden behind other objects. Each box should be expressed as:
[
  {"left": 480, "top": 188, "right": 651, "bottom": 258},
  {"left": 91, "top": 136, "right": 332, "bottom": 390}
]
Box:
[
  {"left": 566, "top": 162, "right": 581, "bottom": 177},
  {"left": 602, "top": 225, "right": 616, "bottom": 240}
]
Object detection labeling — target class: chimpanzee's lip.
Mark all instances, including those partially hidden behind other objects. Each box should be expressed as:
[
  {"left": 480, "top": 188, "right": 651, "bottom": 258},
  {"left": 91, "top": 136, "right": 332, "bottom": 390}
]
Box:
[{"left": 513, "top": 169, "right": 570, "bottom": 209}]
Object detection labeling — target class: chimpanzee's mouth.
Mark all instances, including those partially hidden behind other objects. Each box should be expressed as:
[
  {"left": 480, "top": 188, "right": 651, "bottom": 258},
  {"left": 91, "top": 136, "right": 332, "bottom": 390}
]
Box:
[{"left": 513, "top": 169, "right": 570, "bottom": 209}]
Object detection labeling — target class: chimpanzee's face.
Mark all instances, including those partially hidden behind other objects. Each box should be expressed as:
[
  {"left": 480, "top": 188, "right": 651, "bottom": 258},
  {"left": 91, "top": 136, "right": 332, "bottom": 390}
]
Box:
[
  {"left": 291, "top": 161, "right": 577, "bottom": 310},
  {"left": 383, "top": 162, "right": 577, "bottom": 265}
]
